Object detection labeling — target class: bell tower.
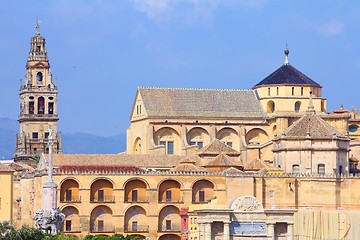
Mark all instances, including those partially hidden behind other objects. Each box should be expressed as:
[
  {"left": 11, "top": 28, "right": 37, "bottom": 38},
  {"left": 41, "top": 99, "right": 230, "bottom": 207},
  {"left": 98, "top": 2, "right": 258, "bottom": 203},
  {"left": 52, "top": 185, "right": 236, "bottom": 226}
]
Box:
[{"left": 14, "top": 22, "right": 62, "bottom": 161}]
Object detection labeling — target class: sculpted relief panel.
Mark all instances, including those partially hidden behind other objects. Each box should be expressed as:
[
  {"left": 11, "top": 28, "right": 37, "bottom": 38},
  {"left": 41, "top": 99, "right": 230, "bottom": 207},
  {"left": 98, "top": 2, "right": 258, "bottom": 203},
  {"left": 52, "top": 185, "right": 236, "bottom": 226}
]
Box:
[{"left": 230, "top": 196, "right": 264, "bottom": 212}]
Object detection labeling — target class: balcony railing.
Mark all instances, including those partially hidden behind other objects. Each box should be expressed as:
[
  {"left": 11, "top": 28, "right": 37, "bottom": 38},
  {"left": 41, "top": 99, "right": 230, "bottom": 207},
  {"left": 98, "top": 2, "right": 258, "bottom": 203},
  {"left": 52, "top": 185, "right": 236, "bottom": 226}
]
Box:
[
  {"left": 62, "top": 226, "right": 82, "bottom": 233},
  {"left": 90, "top": 226, "right": 115, "bottom": 233},
  {"left": 158, "top": 224, "right": 181, "bottom": 232},
  {"left": 158, "top": 198, "right": 184, "bottom": 203},
  {"left": 124, "top": 225, "right": 149, "bottom": 232},
  {"left": 60, "top": 196, "right": 81, "bottom": 203},
  {"left": 192, "top": 200, "right": 209, "bottom": 204},
  {"left": 124, "top": 198, "right": 149, "bottom": 203},
  {"left": 90, "top": 196, "right": 115, "bottom": 203}
]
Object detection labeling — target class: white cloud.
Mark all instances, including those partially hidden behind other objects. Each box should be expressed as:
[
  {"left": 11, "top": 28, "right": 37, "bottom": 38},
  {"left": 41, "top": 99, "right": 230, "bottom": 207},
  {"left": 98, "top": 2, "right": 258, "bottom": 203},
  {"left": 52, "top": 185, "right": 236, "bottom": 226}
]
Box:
[
  {"left": 317, "top": 20, "right": 343, "bottom": 36},
  {"left": 132, "top": 0, "right": 266, "bottom": 24}
]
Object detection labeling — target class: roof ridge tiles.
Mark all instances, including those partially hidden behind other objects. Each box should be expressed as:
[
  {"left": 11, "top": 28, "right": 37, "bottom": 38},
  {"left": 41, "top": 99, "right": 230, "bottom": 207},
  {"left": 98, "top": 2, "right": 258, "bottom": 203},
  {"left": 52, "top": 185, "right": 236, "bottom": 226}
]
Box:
[{"left": 138, "top": 86, "right": 252, "bottom": 92}]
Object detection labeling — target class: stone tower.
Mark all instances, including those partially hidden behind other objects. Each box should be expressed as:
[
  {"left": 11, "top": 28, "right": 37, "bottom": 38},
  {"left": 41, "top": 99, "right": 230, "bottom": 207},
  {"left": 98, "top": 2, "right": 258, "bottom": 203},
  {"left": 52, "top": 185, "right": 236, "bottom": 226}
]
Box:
[{"left": 14, "top": 22, "right": 62, "bottom": 161}]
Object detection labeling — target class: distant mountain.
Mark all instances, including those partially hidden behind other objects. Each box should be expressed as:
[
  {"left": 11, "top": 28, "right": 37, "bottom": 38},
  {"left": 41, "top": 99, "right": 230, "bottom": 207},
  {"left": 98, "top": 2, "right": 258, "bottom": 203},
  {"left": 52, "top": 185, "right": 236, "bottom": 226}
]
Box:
[
  {"left": 62, "top": 133, "right": 126, "bottom": 154},
  {"left": 0, "top": 118, "right": 126, "bottom": 159},
  {"left": 0, "top": 118, "right": 17, "bottom": 160}
]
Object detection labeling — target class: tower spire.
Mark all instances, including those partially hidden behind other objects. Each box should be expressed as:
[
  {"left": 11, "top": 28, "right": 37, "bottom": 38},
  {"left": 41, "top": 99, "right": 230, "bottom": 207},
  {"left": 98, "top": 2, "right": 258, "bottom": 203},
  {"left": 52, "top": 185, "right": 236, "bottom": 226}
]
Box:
[
  {"left": 35, "top": 19, "right": 41, "bottom": 35},
  {"left": 307, "top": 91, "right": 316, "bottom": 113},
  {"left": 284, "top": 45, "right": 289, "bottom": 65}
]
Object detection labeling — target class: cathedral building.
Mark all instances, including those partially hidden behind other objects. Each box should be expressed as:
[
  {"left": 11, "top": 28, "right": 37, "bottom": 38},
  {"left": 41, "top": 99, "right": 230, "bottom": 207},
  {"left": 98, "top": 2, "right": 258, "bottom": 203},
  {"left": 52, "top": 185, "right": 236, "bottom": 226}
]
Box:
[{"left": 6, "top": 26, "right": 360, "bottom": 240}]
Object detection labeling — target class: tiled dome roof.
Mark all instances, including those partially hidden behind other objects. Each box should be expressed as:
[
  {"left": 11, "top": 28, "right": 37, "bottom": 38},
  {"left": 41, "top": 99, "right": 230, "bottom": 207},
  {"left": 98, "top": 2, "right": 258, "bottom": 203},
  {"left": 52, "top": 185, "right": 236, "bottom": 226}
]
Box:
[{"left": 253, "top": 64, "right": 321, "bottom": 88}]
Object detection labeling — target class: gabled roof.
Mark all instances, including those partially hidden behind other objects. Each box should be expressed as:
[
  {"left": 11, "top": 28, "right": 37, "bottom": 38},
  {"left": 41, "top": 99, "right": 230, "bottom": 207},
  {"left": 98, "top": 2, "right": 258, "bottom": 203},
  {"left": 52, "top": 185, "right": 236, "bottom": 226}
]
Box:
[
  {"left": 170, "top": 157, "right": 207, "bottom": 172},
  {"left": 243, "top": 158, "right": 269, "bottom": 171},
  {"left": 196, "top": 139, "right": 240, "bottom": 157},
  {"left": 253, "top": 64, "right": 321, "bottom": 88},
  {"left": 281, "top": 112, "right": 343, "bottom": 139},
  {"left": 0, "top": 163, "right": 14, "bottom": 172},
  {"left": 136, "top": 87, "right": 265, "bottom": 119},
  {"left": 206, "top": 153, "right": 242, "bottom": 167}
]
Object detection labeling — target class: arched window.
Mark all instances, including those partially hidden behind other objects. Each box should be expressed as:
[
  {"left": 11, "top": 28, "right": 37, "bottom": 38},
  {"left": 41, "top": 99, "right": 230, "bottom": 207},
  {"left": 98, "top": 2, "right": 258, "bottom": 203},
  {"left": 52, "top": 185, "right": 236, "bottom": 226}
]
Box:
[
  {"left": 268, "top": 88, "right": 271, "bottom": 96},
  {"left": 295, "top": 102, "right": 301, "bottom": 112},
  {"left": 292, "top": 87, "right": 295, "bottom": 96},
  {"left": 36, "top": 72, "right": 43, "bottom": 82},
  {"left": 292, "top": 164, "right": 300, "bottom": 174},
  {"left": 38, "top": 97, "right": 45, "bottom": 114},
  {"left": 301, "top": 87, "right": 304, "bottom": 96},
  {"left": 267, "top": 101, "right": 275, "bottom": 113},
  {"left": 318, "top": 164, "right": 325, "bottom": 175}
]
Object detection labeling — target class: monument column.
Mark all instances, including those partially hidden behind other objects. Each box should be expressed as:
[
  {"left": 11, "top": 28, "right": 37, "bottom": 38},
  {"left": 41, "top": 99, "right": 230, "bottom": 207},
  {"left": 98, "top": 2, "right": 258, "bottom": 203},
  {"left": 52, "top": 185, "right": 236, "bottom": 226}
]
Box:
[
  {"left": 223, "top": 221, "right": 230, "bottom": 240},
  {"left": 287, "top": 223, "right": 294, "bottom": 240},
  {"left": 204, "top": 222, "right": 212, "bottom": 240}
]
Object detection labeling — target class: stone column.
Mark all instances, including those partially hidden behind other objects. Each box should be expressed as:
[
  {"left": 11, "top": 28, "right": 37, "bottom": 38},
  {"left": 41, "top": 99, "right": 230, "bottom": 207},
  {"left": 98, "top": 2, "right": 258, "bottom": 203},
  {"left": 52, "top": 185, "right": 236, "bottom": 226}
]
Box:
[
  {"left": 204, "top": 222, "right": 212, "bottom": 240},
  {"left": 267, "top": 223, "right": 275, "bottom": 240},
  {"left": 287, "top": 223, "right": 294, "bottom": 240},
  {"left": 198, "top": 223, "right": 203, "bottom": 240},
  {"left": 223, "top": 221, "right": 230, "bottom": 240}
]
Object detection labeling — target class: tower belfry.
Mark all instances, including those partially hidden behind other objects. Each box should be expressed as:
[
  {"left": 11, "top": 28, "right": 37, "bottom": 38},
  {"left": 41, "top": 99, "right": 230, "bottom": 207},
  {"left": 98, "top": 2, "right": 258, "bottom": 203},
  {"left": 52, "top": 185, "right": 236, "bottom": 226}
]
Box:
[{"left": 14, "top": 22, "right": 62, "bottom": 161}]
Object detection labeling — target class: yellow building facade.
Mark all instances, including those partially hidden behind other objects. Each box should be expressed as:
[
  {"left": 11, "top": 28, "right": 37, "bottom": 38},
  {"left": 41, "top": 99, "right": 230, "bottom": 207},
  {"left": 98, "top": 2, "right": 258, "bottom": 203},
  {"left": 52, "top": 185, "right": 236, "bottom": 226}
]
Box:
[
  {"left": 8, "top": 29, "right": 360, "bottom": 240},
  {"left": 0, "top": 163, "right": 14, "bottom": 223}
]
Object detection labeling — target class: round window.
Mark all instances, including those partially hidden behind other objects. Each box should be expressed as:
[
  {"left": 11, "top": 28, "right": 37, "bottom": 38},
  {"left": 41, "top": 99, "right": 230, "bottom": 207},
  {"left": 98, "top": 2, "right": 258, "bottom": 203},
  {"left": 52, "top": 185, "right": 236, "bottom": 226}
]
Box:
[{"left": 349, "top": 125, "right": 358, "bottom": 132}]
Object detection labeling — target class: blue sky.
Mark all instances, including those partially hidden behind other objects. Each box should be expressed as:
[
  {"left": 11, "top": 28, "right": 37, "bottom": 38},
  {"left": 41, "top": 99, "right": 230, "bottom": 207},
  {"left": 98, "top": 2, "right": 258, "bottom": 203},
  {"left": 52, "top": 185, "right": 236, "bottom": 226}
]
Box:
[{"left": 1, "top": 0, "right": 359, "bottom": 136}]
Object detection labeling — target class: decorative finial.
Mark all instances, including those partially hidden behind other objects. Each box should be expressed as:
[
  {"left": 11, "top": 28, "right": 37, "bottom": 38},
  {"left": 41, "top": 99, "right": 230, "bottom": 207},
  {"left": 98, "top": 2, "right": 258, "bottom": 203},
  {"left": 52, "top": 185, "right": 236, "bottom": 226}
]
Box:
[
  {"left": 35, "top": 18, "right": 41, "bottom": 35},
  {"left": 284, "top": 44, "right": 289, "bottom": 65},
  {"left": 306, "top": 91, "right": 315, "bottom": 113}
]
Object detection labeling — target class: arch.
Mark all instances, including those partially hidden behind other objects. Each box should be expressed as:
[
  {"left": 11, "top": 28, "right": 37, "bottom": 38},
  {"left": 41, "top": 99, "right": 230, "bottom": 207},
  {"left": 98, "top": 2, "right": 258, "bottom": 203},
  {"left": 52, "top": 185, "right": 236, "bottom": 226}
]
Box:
[
  {"left": 89, "top": 177, "right": 116, "bottom": 188},
  {"left": 159, "top": 234, "right": 181, "bottom": 240},
  {"left": 187, "top": 127, "right": 210, "bottom": 149},
  {"left": 295, "top": 101, "right": 301, "bottom": 112},
  {"left": 123, "top": 177, "right": 150, "bottom": 189},
  {"left": 158, "top": 179, "right": 182, "bottom": 203},
  {"left": 59, "top": 177, "right": 81, "bottom": 188},
  {"left": 157, "top": 178, "right": 183, "bottom": 189},
  {"left": 133, "top": 137, "right": 142, "bottom": 154},
  {"left": 36, "top": 72, "right": 43, "bottom": 82},
  {"left": 267, "top": 100, "right": 275, "bottom": 113},
  {"left": 60, "top": 179, "right": 80, "bottom": 203},
  {"left": 292, "top": 164, "right": 300, "bottom": 174},
  {"left": 158, "top": 205, "right": 181, "bottom": 232},
  {"left": 60, "top": 204, "right": 81, "bottom": 215},
  {"left": 191, "top": 179, "right": 215, "bottom": 203},
  {"left": 90, "top": 179, "right": 114, "bottom": 203},
  {"left": 245, "top": 128, "right": 269, "bottom": 145},
  {"left": 154, "top": 127, "right": 181, "bottom": 155},
  {"left": 90, "top": 205, "right": 114, "bottom": 233},
  {"left": 216, "top": 127, "right": 238, "bottom": 150},
  {"left": 124, "top": 178, "right": 148, "bottom": 203},
  {"left": 38, "top": 96, "right": 45, "bottom": 114},
  {"left": 61, "top": 206, "right": 80, "bottom": 232},
  {"left": 124, "top": 206, "right": 148, "bottom": 232},
  {"left": 318, "top": 163, "right": 325, "bottom": 175}
]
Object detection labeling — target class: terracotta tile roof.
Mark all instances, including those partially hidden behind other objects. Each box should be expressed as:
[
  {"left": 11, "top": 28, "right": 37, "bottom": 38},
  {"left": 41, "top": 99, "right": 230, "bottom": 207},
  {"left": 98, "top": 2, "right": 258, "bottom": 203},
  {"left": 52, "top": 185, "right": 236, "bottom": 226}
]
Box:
[
  {"left": 281, "top": 112, "right": 344, "bottom": 139},
  {"left": 196, "top": 139, "right": 240, "bottom": 156},
  {"left": 46, "top": 153, "right": 186, "bottom": 169},
  {"left": 9, "top": 162, "right": 35, "bottom": 172},
  {"left": 0, "top": 163, "right": 14, "bottom": 172},
  {"left": 170, "top": 158, "right": 207, "bottom": 172},
  {"left": 58, "top": 165, "right": 143, "bottom": 172},
  {"left": 138, "top": 87, "right": 266, "bottom": 119},
  {"left": 206, "top": 153, "right": 242, "bottom": 167},
  {"left": 243, "top": 158, "right": 269, "bottom": 171},
  {"left": 253, "top": 64, "right": 321, "bottom": 87},
  {"left": 222, "top": 167, "right": 244, "bottom": 174}
]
